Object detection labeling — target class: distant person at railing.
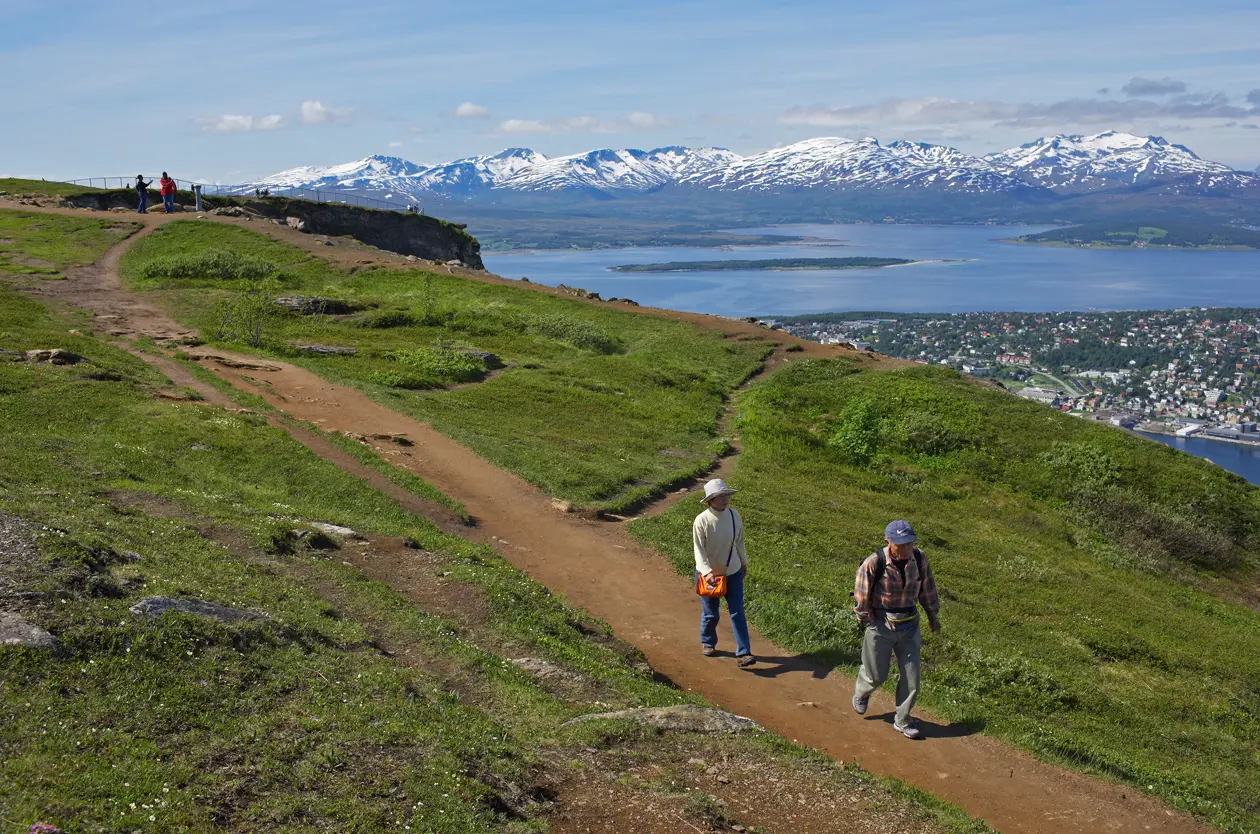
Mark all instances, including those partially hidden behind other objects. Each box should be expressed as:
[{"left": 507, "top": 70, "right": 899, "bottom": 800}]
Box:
[
  {"left": 159, "top": 172, "right": 177, "bottom": 213},
  {"left": 134, "top": 175, "right": 152, "bottom": 214}
]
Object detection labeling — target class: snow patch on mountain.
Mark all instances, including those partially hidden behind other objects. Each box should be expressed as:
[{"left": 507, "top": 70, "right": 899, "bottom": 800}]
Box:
[{"left": 246, "top": 132, "right": 1258, "bottom": 200}]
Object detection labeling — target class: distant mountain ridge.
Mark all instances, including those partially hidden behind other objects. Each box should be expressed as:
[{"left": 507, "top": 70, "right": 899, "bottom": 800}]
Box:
[{"left": 250, "top": 131, "right": 1258, "bottom": 202}]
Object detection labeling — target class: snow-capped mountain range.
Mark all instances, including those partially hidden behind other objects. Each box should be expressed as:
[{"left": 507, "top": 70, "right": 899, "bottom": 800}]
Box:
[{"left": 248, "top": 131, "right": 1258, "bottom": 201}]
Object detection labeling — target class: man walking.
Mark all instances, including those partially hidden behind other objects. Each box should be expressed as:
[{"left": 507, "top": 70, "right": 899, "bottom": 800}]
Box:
[
  {"left": 692, "top": 478, "right": 755, "bottom": 667},
  {"left": 134, "top": 175, "right": 151, "bottom": 214},
  {"left": 159, "top": 172, "right": 177, "bottom": 214},
  {"left": 852, "top": 520, "right": 941, "bottom": 738}
]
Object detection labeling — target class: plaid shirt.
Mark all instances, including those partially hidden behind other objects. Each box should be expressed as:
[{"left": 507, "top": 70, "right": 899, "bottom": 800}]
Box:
[{"left": 853, "top": 548, "right": 940, "bottom": 620}]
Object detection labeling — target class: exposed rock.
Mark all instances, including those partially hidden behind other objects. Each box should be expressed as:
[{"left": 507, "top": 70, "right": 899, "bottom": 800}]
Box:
[
  {"left": 562, "top": 704, "right": 760, "bottom": 733},
  {"left": 285, "top": 216, "right": 307, "bottom": 231},
  {"left": 459, "top": 349, "right": 502, "bottom": 369},
  {"left": 369, "top": 432, "right": 413, "bottom": 447},
  {"left": 444, "top": 259, "right": 464, "bottom": 268},
  {"left": 0, "top": 612, "right": 56, "bottom": 650},
  {"left": 129, "top": 596, "right": 265, "bottom": 623},
  {"left": 25, "top": 349, "right": 87, "bottom": 365},
  {"left": 273, "top": 296, "right": 362, "bottom": 315},
  {"left": 209, "top": 206, "right": 249, "bottom": 217},
  {"left": 551, "top": 499, "right": 574, "bottom": 514},
  {"left": 319, "top": 239, "right": 334, "bottom": 246},
  {"left": 405, "top": 255, "right": 418, "bottom": 262},
  {"left": 310, "top": 522, "right": 361, "bottom": 539},
  {"left": 198, "top": 355, "right": 281, "bottom": 371},
  {"left": 512, "top": 657, "right": 582, "bottom": 682},
  {"left": 294, "top": 344, "right": 359, "bottom": 356}
]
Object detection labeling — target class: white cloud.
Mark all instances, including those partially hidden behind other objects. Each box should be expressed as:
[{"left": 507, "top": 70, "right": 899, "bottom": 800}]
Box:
[
  {"left": 388, "top": 141, "right": 404, "bottom": 148},
  {"left": 197, "top": 113, "right": 286, "bottom": 133},
  {"left": 454, "top": 101, "right": 490, "bottom": 119},
  {"left": 300, "top": 99, "right": 354, "bottom": 125},
  {"left": 497, "top": 111, "right": 670, "bottom": 134}
]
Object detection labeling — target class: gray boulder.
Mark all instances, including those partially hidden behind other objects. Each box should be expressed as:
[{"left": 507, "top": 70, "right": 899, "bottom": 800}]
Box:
[
  {"left": 0, "top": 611, "right": 56, "bottom": 649},
  {"left": 459, "top": 349, "right": 502, "bottom": 369},
  {"left": 25, "top": 349, "right": 87, "bottom": 365},
  {"left": 562, "top": 704, "right": 760, "bottom": 733},
  {"left": 274, "top": 296, "right": 360, "bottom": 315},
  {"left": 210, "top": 206, "right": 249, "bottom": 218},
  {"left": 294, "top": 344, "right": 359, "bottom": 356},
  {"left": 129, "top": 596, "right": 265, "bottom": 624},
  {"left": 512, "top": 657, "right": 582, "bottom": 682},
  {"left": 285, "top": 216, "right": 307, "bottom": 232}
]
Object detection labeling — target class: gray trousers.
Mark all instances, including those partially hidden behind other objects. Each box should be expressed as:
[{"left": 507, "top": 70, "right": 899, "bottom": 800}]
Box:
[{"left": 853, "top": 620, "right": 922, "bottom": 728}]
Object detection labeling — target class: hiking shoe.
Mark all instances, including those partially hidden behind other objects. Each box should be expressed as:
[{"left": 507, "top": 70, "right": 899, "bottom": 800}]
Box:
[
  {"left": 852, "top": 694, "right": 869, "bottom": 715},
  {"left": 736, "top": 654, "right": 756, "bottom": 668},
  {"left": 701, "top": 646, "right": 716, "bottom": 657},
  {"left": 894, "top": 719, "right": 922, "bottom": 739}
]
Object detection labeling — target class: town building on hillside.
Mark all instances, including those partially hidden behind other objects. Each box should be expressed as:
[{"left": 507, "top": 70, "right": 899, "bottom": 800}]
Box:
[{"left": 1017, "top": 387, "right": 1063, "bottom": 405}]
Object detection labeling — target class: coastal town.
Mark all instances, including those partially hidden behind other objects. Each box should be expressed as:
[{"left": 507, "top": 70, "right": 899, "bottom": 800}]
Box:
[{"left": 775, "top": 308, "right": 1260, "bottom": 445}]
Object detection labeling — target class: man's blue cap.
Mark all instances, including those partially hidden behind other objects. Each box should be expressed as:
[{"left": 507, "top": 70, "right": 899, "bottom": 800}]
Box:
[{"left": 885, "top": 520, "right": 917, "bottom": 545}]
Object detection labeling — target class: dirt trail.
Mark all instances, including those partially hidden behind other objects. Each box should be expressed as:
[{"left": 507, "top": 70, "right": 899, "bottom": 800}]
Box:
[{"left": 3, "top": 201, "right": 1212, "bottom": 834}]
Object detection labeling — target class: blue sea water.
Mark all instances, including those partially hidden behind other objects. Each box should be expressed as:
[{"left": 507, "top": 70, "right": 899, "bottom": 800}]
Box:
[
  {"left": 1139, "top": 433, "right": 1260, "bottom": 486},
  {"left": 483, "top": 223, "right": 1260, "bottom": 317}
]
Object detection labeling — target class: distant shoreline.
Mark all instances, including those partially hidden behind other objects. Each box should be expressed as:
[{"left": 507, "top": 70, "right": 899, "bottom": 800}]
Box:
[
  {"left": 609, "top": 257, "right": 918, "bottom": 273},
  {"left": 1000, "top": 238, "right": 1258, "bottom": 251}
]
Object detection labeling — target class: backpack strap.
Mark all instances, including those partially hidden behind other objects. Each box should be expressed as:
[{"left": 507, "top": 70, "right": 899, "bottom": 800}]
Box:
[
  {"left": 871, "top": 547, "right": 924, "bottom": 612},
  {"left": 724, "top": 509, "right": 737, "bottom": 570}
]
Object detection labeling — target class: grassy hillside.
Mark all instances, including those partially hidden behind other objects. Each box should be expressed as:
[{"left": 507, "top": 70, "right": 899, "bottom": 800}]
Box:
[
  {"left": 1010, "top": 220, "right": 1260, "bottom": 249},
  {"left": 0, "top": 178, "right": 103, "bottom": 197},
  {"left": 631, "top": 358, "right": 1260, "bottom": 830},
  {"left": 0, "top": 276, "right": 986, "bottom": 832},
  {"left": 120, "top": 221, "right": 772, "bottom": 512}
]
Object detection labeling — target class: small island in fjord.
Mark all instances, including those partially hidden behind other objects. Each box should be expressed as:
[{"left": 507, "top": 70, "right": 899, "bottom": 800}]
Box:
[
  {"left": 610, "top": 256, "right": 915, "bottom": 272},
  {"left": 1005, "top": 221, "right": 1260, "bottom": 250}
]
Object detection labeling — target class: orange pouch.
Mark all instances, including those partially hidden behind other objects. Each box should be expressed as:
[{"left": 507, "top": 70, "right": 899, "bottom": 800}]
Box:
[
  {"left": 696, "top": 574, "right": 727, "bottom": 597},
  {"left": 695, "top": 509, "right": 737, "bottom": 598}
]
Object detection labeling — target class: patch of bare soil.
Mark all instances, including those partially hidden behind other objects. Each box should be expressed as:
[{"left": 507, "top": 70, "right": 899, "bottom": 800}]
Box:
[{"left": 546, "top": 736, "right": 945, "bottom": 834}]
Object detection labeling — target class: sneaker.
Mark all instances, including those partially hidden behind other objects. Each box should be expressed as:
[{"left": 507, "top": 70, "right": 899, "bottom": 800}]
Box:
[
  {"left": 852, "top": 694, "right": 869, "bottom": 715},
  {"left": 701, "top": 646, "right": 716, "bottom": 657},
  {"left": 736, "top": 654, "right": 756, "bottom": 668},
  {"left": 894, "top": 719, "right": 922, "bottom": 739}
]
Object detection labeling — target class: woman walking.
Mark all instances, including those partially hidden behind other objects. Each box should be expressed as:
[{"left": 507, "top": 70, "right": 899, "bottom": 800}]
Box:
[{"left": 692, "top": 478, "right": 755, "bottom": 667}]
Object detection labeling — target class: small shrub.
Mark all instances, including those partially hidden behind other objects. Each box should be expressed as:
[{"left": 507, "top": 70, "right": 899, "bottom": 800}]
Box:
[
  {"left": 520, "top": 313, "right": 621, "bottom": 354},
  {"left": 899, "top": 411, "right": 969, "bottom": 455},
  {"left": 389, "top": 347, "right": 486, "bottom": 384},
  {"left": 138, "top": 248, "right": 278, "bottom": 283},
  {"left": 827, "top": 396, "right": 881, "bottom": 465},
  {"left": 358, "top": 310, "right": 417, "bottom": 329}
]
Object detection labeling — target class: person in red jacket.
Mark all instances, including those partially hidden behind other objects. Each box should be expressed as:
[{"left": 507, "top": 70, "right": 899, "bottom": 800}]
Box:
[{"left": 159, "top": 172, "right": 177, "bottom": 214}]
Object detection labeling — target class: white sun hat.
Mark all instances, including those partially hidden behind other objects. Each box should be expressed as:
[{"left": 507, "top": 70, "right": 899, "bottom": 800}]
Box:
[{"left": 701, "top": 478, "right": 738, "bottom": 504}]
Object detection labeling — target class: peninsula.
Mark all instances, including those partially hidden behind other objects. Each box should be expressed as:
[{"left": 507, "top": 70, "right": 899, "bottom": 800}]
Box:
[{"left": 1005, "top": 221, "right": 1260, "bottom": 250}]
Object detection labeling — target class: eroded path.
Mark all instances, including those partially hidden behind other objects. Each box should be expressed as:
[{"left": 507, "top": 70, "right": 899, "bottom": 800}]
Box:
[{"left": 2, "top": 201, "right": 1211, "bottom": 834}]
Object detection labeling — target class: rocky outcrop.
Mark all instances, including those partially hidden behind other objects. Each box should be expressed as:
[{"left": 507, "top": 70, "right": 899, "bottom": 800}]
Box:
[
  {"left": 25, "top": 349, "right": 87, "bottom": 365},
  {"left": 562, "top": 704, "right": 761, "bottom": 733},
  {"left": 129, "top": 596, "right": 266, "bottom": 623},
  {"left": 239, "top": 198, "right": 483, "bottom": 268},
  {"left": 0, "top": 611, "right": 56, "bottom": 649},
  {"left": 274, "top": 296, "right": 365, "bottom": 315}
]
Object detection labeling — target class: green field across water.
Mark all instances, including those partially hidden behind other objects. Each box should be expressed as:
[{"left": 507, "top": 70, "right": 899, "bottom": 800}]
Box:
[{"left": 610, "top": 256, "right": 915, "bottom": 272}]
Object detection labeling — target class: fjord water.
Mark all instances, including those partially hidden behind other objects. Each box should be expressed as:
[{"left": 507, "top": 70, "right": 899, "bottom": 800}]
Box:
[
  {"left": 483, "top": 223, "right": 1260, "bottom": 317},
  {"left": 1139, "top": 433, "right": 1260, "bottom": 486}
]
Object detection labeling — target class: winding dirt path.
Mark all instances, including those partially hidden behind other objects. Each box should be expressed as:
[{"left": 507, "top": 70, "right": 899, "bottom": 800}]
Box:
[{"left": 2, "top": 201, "right": 1212, "bottom": 834}]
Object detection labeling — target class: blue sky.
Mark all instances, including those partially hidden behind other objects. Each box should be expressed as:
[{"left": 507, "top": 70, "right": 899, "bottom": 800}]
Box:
[{"left": 3, "top": 0, "right": 1258, "bottom": 182}]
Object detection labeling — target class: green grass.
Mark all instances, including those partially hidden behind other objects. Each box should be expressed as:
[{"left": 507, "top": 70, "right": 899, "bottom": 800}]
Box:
[
  {"left": 119, "top": 220, "right": 773, "bottom": 511},
  {"left": 630, "top": 358, "right": 1260, "bottom": 831},
  {"left": 0, "top": 209, "right": 138, "bottom": 278},
  {"left": 0, "top": 280, "right": 982, "bottom": 833},
  {"left": 0, "top": 178, "right": 104, "bottom": 197}
]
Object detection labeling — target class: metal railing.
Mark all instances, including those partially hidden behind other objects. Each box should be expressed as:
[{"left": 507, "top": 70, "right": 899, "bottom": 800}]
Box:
[{"left": 57, "top": 177, "right": 420, "bottom": 213}]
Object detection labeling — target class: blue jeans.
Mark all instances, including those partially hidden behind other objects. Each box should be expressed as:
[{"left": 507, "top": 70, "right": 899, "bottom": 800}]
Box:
[
  {"left": 696, "top": 567, "right": 751, "bottom": 656},
  {"left": 137, "top": 191, "right": 147, "bottom": 213},
  {"left": 163, "top": 193, "right": 174, "bottom": 213}
]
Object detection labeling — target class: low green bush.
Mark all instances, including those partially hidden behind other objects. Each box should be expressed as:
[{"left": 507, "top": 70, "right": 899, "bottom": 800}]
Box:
[{"left": 137, "top": 247, "right": 278, "bottom": 283}]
